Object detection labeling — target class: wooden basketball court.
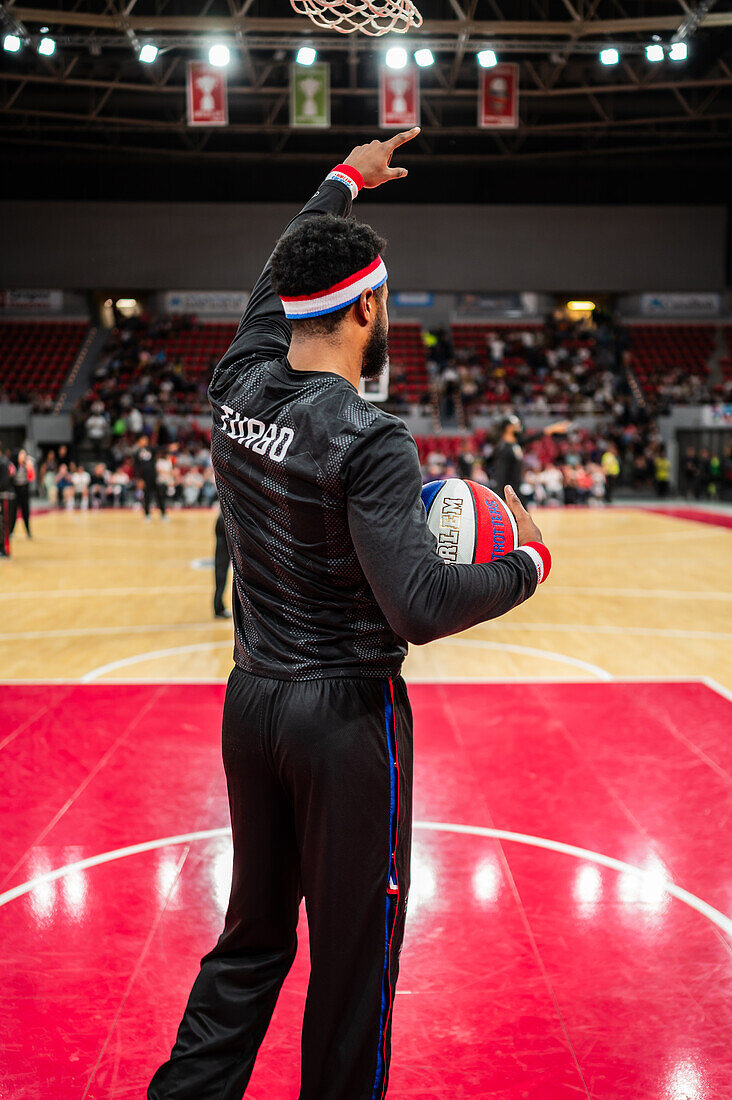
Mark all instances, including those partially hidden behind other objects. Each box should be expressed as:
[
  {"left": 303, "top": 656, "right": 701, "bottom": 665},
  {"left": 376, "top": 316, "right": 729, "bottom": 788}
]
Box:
[
  {"left": 1, "top": 504, "right": 731, "bottom": 1098},
  {"left": 2, "top": 505, "right": 730, "bottom": 691}
]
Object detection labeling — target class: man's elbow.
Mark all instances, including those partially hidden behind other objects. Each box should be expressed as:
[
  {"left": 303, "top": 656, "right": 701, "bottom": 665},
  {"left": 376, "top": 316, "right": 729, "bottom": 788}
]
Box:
[{"left": 391, "top": 612, "right": 442, "bottom": 647}]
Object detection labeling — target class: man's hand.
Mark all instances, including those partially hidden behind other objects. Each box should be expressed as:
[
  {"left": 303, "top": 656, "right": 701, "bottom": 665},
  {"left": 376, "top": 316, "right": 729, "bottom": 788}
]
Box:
[
  {"left": 343, "top": 128, "right": 420, "bottom": 188},
  {"left": 504, "top": 485, "right": 544, "bottom": 546},
  {"left": 543, "top": 420, "right": 572, "bottom": 436}
]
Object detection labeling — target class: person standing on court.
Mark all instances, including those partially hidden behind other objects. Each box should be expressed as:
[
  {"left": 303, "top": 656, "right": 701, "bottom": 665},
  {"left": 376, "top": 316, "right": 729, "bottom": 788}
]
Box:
[
  {"left": 492, "top": 414, "right": 569, "bottom": 505},
  {"left": 148, "top": 130, "right": 552, "bottom": 1100},
  {"left": 134, "top": 435, "right": 167, "bottom": 521},
  {"left": 601, "top": 442, "right": 620, "bottom": 504},
  {"left": 213, "top": 504, "right": 231, "bottom": 619},
  {"left": 9, "top": 448, "right": 34, "bottom": 539}
]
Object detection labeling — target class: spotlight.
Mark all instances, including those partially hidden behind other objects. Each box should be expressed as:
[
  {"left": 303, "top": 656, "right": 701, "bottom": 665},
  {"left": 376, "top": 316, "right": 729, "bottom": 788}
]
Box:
[
  {"left": 385, "top": 46, "right": 407, "bottom": 70},
  {"left": 296, "top": 46, "right": 317, "bottom": 66},
  {"left": 414, "top": 48, "right": 434, "bottom": 68},
  {"left": 139, "top": 43, "right": 158, "bottom": 64},
  {"left": 599, "top": 47, "right": 619, "bottom": 65},
  {"left": 669, "top": 41, "right": 688, "bottom": 61},
  {"left": 477, "top": 49, "right": 497, "bottom": 68},
  {"left": 567, "top": 300, "right": 596, "bottom": 312},
  {"left": 208, "top": 43, "right": 230, "bottom": 68},
  {"left": 3, "top": 34, "right": 21, "bottom": 53},
  {"left": 38, "top": 36, "right": 56, "bottom": 57},
  {"left": 645, "top": 44, "right": 664, "bottom": 62}
]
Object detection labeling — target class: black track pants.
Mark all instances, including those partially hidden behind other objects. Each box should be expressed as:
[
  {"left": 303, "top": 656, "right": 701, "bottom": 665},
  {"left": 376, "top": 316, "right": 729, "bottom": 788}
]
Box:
[
  {"left": 149, "top": 668, "right": 413, "bottom": 1100},
  {"left": 143, "top": 480, "right": 167, "bottom": 516}
]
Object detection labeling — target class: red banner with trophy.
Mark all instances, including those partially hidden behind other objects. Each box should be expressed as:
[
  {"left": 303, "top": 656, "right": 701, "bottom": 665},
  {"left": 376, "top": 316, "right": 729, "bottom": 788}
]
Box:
[
  {"left": 187, "top": 62, "right": 228, "bottom": 127},
  {"left": 380, "top": 68, "right": 419, "bottom": 128},
  {"left": 479, "top": 64, "right": 519, "bottom": 129}
]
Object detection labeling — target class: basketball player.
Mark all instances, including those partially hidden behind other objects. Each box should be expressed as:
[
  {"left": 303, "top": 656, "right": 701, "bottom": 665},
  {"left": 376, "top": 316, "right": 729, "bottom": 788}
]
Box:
[
  {"left": 492, "top": 414, "right": 570, "bottom": 504},
  {"left": 148, "top": 129, "right": 551, "bottom": 1100}
]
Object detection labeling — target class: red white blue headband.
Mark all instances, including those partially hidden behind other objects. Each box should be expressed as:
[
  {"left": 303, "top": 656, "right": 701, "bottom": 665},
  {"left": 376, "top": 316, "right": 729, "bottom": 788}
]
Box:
[{"left": 280, "top": 255, "right": 388, "bottom": 321}]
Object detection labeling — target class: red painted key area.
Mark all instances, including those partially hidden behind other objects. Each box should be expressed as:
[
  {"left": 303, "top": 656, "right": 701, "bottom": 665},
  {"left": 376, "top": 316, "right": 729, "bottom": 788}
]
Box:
[{"left": 1, "top": 681, "right": 731, "bottom": 1099}]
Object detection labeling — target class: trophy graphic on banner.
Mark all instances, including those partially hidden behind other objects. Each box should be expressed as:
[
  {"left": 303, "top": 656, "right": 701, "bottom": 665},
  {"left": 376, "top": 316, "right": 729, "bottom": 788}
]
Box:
[
  {"left": 300, "top": 75, "right": 323, "bottom": 117},
  {"left": 389, "top": 77, "right": 409, "bottom": 115},
  {"left": 196, "top": 75, "right": 217, "bottom": 113}
]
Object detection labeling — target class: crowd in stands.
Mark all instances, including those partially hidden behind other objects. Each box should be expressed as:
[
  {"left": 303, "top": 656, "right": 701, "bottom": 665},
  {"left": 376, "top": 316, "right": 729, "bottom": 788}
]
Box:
[
  {"left": 421, "top": 315, "right": 628, "bottom": 421},
  {"left": 11, "top": 309, "right": 730, "bottom": 514},
  {"left": 43, "top": 314, "right": 216, "bottom": 510},
  {"left": 37, "top": 437, "right": 217, "bottom": 512}
]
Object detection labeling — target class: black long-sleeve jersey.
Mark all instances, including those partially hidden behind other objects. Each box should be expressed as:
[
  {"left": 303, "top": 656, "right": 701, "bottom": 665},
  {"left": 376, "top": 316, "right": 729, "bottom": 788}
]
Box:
[{"left": 208, "top": 173, "right": 541, "bottom": 681}]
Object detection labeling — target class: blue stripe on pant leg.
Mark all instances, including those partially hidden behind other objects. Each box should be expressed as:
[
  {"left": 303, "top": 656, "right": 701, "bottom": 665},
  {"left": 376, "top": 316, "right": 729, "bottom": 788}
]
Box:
[{"left": 373, "top": 680, "right": 398, "bottom": 1100}]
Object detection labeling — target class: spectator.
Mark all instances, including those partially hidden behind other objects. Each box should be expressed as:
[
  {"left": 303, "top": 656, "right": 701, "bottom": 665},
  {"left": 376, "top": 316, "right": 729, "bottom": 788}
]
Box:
[
  {"left": 653, "top": 445, "right": 672, "bottom": 498},
  {"left": 682, "top": 446, "right": 699, "bottom": 500},
  {"left": 601, "top": 444, "right": 620, "bottom": 504},
  {"left": 9, "top": 448, "right": 35, "bottom": 538}
]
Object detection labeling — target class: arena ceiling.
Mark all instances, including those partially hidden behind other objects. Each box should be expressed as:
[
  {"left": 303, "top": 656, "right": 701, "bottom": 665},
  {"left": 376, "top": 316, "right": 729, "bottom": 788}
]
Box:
[{"left": 1, "top": 0, "right": 731, "bottom": 203}]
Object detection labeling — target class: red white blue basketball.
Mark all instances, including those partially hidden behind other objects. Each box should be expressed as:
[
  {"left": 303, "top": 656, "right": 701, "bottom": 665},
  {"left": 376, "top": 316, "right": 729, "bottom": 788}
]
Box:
[{"left": 421, "top": 479, "right": 518, "bottom": 565}]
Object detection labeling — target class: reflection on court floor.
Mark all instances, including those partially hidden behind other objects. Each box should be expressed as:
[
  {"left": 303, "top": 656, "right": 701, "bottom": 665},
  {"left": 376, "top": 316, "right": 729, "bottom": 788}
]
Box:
[{"left": 1, "top": 681, "right": 730, "bottom": 1099}]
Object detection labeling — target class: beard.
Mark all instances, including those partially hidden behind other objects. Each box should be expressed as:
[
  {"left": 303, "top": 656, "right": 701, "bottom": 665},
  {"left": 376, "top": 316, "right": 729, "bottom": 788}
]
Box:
[{"left": 361, "top": 310, "right": 389, "bottom": 381}]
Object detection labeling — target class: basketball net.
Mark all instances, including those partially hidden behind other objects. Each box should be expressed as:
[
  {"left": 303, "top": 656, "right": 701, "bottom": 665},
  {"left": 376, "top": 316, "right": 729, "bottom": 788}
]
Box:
[{"left": 290, "top": 0, "right": 423, "bottom": 37}]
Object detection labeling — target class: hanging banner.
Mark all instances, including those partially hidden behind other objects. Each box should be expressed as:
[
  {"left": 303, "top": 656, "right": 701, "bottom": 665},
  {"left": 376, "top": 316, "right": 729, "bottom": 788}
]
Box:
[
  {"left": 187, "top": 62, "right": 228, "bottom": 127},
  {"left": 380, "top": 68, "right": 419, "bottom": 128},
  {"left": 0, "top": 289, "right": 63, "bottom": 312},
  {"left": 290, "top": 63, "right": 330, "bottom": 128},
  {"left": 479, "top": 64, "right": 519, "bottom": 129},
  {"left": 640, "top": 292, "right": 721, "bottom": 317},
  {"left": 165, "top": 290, "right": 250, "bottom": 316}
]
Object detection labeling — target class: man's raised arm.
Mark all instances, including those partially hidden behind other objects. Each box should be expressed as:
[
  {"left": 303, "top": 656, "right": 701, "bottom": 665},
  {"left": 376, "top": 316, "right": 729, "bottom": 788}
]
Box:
[{"left": 211, "top": 129, "right": 420, "bottom": 383}]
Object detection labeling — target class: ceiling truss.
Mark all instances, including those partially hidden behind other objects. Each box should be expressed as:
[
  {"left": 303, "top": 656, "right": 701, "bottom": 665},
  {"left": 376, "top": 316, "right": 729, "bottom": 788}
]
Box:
[{"left": 0, "top": 0, "right": 730, "bottom": 165}]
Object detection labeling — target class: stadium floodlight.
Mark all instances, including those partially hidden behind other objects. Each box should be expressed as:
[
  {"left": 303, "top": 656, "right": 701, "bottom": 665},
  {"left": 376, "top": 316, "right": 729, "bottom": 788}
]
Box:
[
  {"left": 414, "top": 48, "right": 434, "bottom": 68},
  {"left": 208, "top": 43, "right": 230, "bottom": 67},
  {"left": 645, "top": 43, "right": 664, "bottom": 63},
  {"left": 385, "top": 46, "right": 408, "bottom": 70},
  {"left": 139, "top": 43, "right": 159, "bottom": 64},
  {"left": 669, "top": 41, "right": 688, "bottom": 61},
  {"left": 567, "top": 300, "right": 596, "bottom": 312},
  {"left": 296, "top": 46, "right": 317, "bottom": 66},
  {"left": 477, "top": 49, "right": 497, "bottom": 68},
  {"left": 3, "top": 34, "right": 21, "bottom": 53},
  {"left": 38, "top": 36, "right": 56, "bottom": 57},
  {"left": 599, "top": 47, "right": 619, "bottom": 65}
]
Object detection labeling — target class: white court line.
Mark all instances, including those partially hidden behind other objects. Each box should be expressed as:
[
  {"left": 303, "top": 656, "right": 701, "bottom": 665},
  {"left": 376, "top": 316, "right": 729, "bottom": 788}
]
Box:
[
  {"left": 5, "top": 619, "right": 730, "bottom": 646},
  {"left": 80, "top": 641, "right": 232, "bottom": 683},
  {"left": 0, "top": 822, "right": 729, "bottom": 941},
  {"left": 432, "top": 638, "right": 613, "bottom": 681},
  {"left": 479, "top": 622, "right": 732, "bottom": 642},
  {"left": 76, "top": 639, "right": 612, "bottom": 684},
  {"left": 2, "top": 675, "right": 726, "bottom": 688},
  {"left": 700, "top": 677, "right": 732, "bottom": 704},
  {"left": 548, "top": 586, "right": 732, "bottom": 602},
  {"left": 0, "top": 622, "right": 232, "bottom": 643},
  {"left": 549, "top": 528, "right": 727, "bottom": 546},
  {"left": 2, "top": 585, "right": 728, "bottom": 605},
  {"left": 0, "top": 586, "right": 210, "bottom": 601}
]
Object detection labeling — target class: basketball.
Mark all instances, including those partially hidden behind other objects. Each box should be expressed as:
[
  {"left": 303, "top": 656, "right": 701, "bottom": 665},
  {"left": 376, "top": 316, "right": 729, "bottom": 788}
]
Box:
[{"left": 421, "top": 478, "right": 518, "bottom": 564}]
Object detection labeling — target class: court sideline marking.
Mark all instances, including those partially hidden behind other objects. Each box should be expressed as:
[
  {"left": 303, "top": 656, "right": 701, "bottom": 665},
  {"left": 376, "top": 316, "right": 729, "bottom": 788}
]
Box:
[
  {"left": 75, "top": 639, "right": 614, "bottom": 684},
  {"left": 0, "top": 822, "right": 729, "bottom": 941},
  {"left": 4, "top": 620, "right": 731, "bottom": 645},
  {"left": 2, "top": 585, "right": 731, "bottom": 603}
]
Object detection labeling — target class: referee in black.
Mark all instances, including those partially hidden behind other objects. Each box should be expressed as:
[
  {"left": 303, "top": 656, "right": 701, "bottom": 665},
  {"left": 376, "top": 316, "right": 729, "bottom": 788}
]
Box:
[
  {"left": 134, "top": 435, "right": 167, "bottom": 520},
  {"left": 149, "top": 131, "right": 551, "bottom": 1100}
]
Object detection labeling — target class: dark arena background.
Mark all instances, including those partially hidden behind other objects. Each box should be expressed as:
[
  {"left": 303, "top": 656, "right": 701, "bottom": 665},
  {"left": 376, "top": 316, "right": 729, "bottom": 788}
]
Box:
[{"left": 1, "top": 2, "right": 732, "bottom": 1098}]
